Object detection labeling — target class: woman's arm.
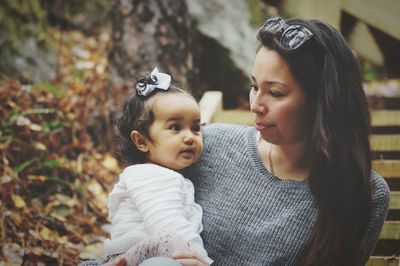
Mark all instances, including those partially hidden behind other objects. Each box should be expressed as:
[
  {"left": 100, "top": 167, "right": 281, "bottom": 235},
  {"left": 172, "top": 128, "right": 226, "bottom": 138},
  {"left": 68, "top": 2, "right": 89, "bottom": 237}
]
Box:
[
  {"left": 172, "top": 250, "right": 209, "bottom": 266},
  {"left": 359, "top": 172, "right": 390, "bottom": 265},
  {"left": 112, "top": 251, "right": 208, "bottom": 266}
]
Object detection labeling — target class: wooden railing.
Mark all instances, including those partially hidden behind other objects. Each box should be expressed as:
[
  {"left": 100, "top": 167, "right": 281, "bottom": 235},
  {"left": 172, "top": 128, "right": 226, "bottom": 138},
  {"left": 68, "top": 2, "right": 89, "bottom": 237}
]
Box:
[{"left": 199, "top": 91, "right": 400, "bottom": 265}]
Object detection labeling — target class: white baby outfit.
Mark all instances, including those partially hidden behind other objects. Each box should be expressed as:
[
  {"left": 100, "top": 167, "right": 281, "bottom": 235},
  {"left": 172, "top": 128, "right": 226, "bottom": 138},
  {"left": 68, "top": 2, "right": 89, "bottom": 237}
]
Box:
[{"left": 104, "top": 163, "right": 212, "bottom": 264}]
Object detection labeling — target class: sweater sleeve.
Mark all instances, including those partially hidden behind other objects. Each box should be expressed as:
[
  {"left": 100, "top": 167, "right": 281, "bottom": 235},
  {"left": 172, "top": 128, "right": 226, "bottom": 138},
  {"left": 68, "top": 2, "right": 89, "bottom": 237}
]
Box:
[
  {"left": 122, "top": 164, "right": 213, "bottom": 264},
  {"left": 359, "top": 171, "right": 391, "bottom": 265}
]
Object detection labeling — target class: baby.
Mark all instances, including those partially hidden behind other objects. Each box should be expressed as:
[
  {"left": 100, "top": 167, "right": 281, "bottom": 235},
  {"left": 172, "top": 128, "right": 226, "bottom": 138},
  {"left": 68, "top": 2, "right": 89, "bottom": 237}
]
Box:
[{"left": 103, "top": 68, "right": 212, "bottom": 266}]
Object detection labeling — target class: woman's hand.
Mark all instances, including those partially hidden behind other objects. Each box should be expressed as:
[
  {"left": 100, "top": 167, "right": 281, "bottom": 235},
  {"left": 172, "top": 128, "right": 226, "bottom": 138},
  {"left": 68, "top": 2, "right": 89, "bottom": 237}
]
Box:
[
  {"left": 102, "top": 256, "right": 126, "bottom": 266},
  {"left": 115, "top": 257, "right": 126, "bottom": 266},
  {"left": 103, "top": 251, "right": 209, "bottom": 266},
  {"left": 172, "top": 251, "right": 209, "bottom": 266}
]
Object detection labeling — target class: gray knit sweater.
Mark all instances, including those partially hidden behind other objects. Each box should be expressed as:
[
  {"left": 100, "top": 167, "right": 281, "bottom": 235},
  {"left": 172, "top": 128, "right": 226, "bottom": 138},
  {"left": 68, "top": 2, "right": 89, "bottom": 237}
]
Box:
[{"left": 185, "top": 123, "right": 390, "bottom": 266}]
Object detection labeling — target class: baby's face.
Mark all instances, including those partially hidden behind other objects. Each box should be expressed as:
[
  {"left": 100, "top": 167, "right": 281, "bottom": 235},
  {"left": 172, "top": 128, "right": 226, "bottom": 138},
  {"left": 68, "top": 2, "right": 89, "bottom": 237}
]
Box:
[{"left": 146, "top": 93, "right": 203, "bottom": 170}]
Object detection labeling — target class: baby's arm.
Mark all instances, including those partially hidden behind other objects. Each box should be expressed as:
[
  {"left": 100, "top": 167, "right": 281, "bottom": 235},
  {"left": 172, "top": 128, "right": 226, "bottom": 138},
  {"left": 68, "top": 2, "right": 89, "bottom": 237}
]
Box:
[{"left": 122, "top": 164, "right": 212, "bottom": 264}]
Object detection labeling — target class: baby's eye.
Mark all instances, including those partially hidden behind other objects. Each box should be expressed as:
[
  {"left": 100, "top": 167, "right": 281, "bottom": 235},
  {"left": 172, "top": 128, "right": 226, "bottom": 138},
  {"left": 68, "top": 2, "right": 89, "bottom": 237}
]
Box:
[
  {"left": 192, "top": 124, "right": 201, "bottom": 132},
  {"left": 169, "top": 124, "right": 181, "bottom": 131}
]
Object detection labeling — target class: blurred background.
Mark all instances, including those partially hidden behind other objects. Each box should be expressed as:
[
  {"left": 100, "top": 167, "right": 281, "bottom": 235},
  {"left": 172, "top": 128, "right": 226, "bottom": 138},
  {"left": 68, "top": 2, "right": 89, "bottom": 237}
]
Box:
[{"left": 1, "top": 0, "right": 399, "bottom": 265}]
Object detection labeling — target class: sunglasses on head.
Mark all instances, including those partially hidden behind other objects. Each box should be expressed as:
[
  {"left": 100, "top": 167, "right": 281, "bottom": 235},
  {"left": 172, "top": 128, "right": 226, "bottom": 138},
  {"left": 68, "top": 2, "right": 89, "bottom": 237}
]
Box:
[{"left": 258, "top": 17, "right": 313, "bottom": 50}]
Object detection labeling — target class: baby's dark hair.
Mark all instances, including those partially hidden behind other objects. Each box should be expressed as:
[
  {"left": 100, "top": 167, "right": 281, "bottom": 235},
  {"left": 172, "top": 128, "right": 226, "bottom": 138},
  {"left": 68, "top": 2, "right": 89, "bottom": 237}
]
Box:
[{"left": 113, "top": 72, "right": 193, "bottom": 166}]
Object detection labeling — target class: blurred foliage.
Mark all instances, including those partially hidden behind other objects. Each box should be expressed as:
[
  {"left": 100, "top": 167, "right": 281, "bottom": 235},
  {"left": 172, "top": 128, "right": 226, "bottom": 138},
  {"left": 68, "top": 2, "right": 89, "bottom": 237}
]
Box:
[
  {"left": 247, "top": 0, "right": 267, "bottom": 27},
  {"left": 364, "top": 69, "right": 382, "bottom": 83},
  {"left": 0, "top": 0, "right": 111, "bottom": 78},
  {"left": 42, "top": 0, "right": 111, "bottom": 31},
  {"left": 0, "top": 28, "right": 118, "bottom": 265},
  {"left": 0, "top": 0, "right": 111, "bottom": 46},
  {"left": 0, "top": 0, "right": 47, "bottom": 48},
  {"left": 0, "top": 77, "right": 112, "bottom": 265},
  {"left": 362, "top": 63, "right": 386, "bottom": 83},
  {"left": 0, "top": 0, "right": 49, "bottom": 50}
]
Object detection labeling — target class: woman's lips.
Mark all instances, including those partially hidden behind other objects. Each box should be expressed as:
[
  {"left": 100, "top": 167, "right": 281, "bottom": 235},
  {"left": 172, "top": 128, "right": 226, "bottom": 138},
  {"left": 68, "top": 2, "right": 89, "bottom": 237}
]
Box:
[{"left": 255, "top": 122, "right": 275, "bottom": 131}]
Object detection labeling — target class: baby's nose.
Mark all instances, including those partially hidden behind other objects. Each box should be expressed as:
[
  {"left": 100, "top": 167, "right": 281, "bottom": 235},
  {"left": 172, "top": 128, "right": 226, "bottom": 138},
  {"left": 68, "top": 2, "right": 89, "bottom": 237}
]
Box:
[{"left": 183, "top": 133, "right": 194, "bottom": 145}]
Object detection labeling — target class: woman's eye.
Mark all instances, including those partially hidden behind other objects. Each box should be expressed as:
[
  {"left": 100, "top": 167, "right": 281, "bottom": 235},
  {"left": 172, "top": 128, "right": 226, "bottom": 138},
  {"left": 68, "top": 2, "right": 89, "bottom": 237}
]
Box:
[
  {"left": 270, "top": 90, "right": 283, "bottom": 97},
  {"left": 250, "top": 85, "right": 258, "bottom": 91}
]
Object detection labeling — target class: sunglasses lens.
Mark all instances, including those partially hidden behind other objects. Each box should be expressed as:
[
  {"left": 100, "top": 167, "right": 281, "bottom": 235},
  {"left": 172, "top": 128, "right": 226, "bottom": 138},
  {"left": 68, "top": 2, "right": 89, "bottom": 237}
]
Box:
[
  {"left": 262, "top": 17, "right": 286, "bottom": 33},
  {"left": 281, "top": 26, "right": 313, "bottom": 49},
  {"left": 259, "top": 17, "right": 314, "bottom": 50}
]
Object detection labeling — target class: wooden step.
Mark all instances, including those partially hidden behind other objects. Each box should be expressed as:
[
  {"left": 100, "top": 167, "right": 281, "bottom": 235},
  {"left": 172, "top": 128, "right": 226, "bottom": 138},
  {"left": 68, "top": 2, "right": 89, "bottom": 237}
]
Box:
[
  {"left": 390, "top": 191, "right": 400, "bottom": 210},
  {"left": 367, "top": 256, "right": 399, "bottom": 266},
  {"left": 212, "top": 109, "right": 253, "bottom": 125},
  {"left": 371, "top": 135, "right": 400, "bottom": 152},
  {"left": 371, "top": 110, "right": 400, "bottom": 127},
  {"left": 211, "top": 109, "right": 400, "bottom": 128},
  {"left": 211, "top": 112, "right": 400, "bottom": 153},
  {"left": 372, "top": 160, "right": 400, "bottom": 178},
  {"left": 380, "top": 221, "right": 400, "bottom": 240},
  {"left": 211, "top": 111, "right": 400, "bottom": 153}
]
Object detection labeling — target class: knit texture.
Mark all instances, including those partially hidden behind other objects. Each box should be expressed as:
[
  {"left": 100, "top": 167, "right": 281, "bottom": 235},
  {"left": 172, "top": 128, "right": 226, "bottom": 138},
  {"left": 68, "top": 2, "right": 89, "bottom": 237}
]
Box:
[{"left": 185, "top": 123, "right": 390, "bottom": 266}]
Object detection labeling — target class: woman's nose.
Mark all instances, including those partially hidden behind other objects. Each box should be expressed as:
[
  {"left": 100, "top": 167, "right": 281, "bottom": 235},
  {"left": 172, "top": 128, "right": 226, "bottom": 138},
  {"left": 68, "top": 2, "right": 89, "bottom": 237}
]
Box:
[{"left": 250, "top": 93, "right": 267, "bottom": 114}]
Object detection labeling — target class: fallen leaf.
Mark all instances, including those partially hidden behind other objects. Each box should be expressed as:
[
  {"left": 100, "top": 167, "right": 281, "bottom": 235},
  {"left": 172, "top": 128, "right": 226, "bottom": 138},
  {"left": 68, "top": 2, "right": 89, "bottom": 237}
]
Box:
[
  {"left": 10, "top": 212, "right": 23, "bottom": 226},
  {"left": 50, "top": 212, "right": 67, "bottom": 222},
  {"left": 40, "top": 226, "right": 51, "bottom": 240},
  {"left": 87, "top": 180, "right": 103, "bottom": 196},
  {"left": 1, "top": 243, "right": 23, "bottom": 265},
  {"left": 52, "top": 205, "right": 72, "bottom": 218},
  {"left": 1, "top": 175, "right": 13, "bottom": 184},
  {"left": 29, "top": 124, "right": 43, "bottom": 131},
  {"left": 16, "top": 116, "right": 31, "bottom": 126},
  {"left": 33, "top": 142, "right": 47, "bottom": 151},
  {"left": 79, "top": 242, "right": 104, "bottom": 260},
  {"left": 27, "top": 175, "right": 47, "bottom": 182},
  {"left": 101, "top": 154, "right": 119, "bottom": 172},
  {"left": 11, "top": 195, "right": 26, "bottom": 208}
]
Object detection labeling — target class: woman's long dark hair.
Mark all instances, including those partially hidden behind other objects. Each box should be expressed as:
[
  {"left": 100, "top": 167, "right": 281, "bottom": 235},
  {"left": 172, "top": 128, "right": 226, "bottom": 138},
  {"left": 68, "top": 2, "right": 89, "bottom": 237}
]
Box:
[{"left": 258, "top": 18, "right": 372, "bottom": 265}]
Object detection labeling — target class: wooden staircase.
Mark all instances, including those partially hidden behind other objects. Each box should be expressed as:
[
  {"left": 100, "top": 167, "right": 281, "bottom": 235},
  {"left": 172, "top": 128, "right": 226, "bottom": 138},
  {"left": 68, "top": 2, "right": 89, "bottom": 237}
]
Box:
[
  {"left": 200, "top": 91, "right": 400, "bottom": 265},
  {"left": 367, "top": 109, "right": 400, "bottom": 265}
]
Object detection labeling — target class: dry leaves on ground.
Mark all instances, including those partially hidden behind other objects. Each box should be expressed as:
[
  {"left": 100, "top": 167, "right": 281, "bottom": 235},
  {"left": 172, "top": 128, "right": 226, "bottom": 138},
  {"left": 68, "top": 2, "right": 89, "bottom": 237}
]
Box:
[{"left": 0, "top": 28, "right": 122, "bottom": 265}]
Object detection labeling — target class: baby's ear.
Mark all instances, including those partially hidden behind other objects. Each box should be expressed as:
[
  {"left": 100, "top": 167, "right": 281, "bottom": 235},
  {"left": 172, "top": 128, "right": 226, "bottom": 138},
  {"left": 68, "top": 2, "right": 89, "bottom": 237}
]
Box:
[{"left": 131, "top": 131, "right": 149, "bottom": 152}]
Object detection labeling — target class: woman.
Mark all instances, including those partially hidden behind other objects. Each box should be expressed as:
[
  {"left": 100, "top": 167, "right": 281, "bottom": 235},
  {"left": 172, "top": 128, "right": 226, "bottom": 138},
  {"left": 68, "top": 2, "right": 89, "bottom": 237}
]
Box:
[
  {"left": 172, "top": 17, "right": 390, "bottom": 265},
  {"left": 85, "top": 17, "right": 390, "bottom": 266}
]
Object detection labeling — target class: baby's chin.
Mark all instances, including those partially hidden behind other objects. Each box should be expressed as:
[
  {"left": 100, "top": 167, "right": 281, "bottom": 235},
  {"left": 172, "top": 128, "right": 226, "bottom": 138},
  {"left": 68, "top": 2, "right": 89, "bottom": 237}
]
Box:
[{"left": 169, "top": 160, "right": 199, "bottom": 171}]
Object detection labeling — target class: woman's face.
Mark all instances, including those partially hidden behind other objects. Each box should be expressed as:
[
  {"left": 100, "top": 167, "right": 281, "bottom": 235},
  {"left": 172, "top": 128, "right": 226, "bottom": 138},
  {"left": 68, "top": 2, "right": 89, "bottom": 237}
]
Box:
[{"left": 250, "top": 46, "right": 311, "bottom": 145}]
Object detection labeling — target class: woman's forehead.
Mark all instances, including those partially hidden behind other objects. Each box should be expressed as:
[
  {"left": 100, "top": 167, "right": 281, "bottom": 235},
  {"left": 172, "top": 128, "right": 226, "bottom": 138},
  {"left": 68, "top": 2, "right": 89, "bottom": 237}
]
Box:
[{"left": 252, "top": 47, "right": 293, "bottom": 86}]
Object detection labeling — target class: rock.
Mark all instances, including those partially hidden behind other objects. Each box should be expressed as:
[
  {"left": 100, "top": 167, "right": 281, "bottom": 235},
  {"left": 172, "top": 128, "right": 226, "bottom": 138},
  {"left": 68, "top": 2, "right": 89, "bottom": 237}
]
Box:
[
  {"left": 107, "top": 0, "right": 262, "bottom": 107},
  {"left": 186, "top": 0, "right": 258, "bottom": 74},
  {"left": 13, "top": 37, "right": 57, "bottom": 83},
  {"left": 0, "top": 21, "right": 57, "bottom": 83},
  {"left": 108, "top": 0, "right": 195, "bottom": 88}
]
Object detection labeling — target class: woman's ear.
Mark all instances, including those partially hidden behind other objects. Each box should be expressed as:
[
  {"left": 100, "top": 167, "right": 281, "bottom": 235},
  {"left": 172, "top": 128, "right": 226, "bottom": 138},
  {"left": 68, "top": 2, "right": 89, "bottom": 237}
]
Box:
[{"left": 131, "top": 130, "right": 149, "bottom": 152}]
